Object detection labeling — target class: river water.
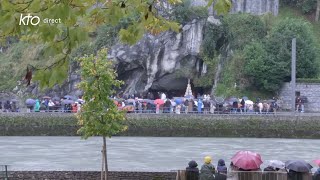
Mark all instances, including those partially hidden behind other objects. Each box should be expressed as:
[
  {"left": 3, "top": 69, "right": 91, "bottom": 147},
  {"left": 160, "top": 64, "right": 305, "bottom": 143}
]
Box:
[{"left": 0, "top": 137, "right": 319, "bottom": 171}]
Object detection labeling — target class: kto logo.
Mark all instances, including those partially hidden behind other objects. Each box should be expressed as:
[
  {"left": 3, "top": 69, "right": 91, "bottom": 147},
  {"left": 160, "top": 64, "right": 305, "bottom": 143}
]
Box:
[{"left": 19, "top": 14, "right": 40, "bottom": 26}]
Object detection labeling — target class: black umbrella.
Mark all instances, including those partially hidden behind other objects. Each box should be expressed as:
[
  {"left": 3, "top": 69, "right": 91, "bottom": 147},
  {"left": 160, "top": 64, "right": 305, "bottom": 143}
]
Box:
[{"left": 285, "top": 160, "right": 313, "bottom": 172}]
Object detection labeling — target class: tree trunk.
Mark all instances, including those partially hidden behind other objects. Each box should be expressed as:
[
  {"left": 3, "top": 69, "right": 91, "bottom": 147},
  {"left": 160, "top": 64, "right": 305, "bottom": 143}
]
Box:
[
  {"left": 101, "top": 150, "right": 104, "bottom": 180},
  {"left": 102, "top": 136, "right": 108, "bottom": 180},
  {"left": 316, "top": 0, "right": 320, "bottom": 22}
]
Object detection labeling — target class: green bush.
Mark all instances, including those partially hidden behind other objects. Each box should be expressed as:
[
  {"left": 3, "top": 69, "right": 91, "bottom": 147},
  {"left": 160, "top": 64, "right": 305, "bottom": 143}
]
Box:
[
  {"left": 297, "top": 78, "right": 320, "bottom": 83},
  {"left": 171, "top": 0, "right": 208, "bottom": 24},
  {"left": 222, "top": 13, "right": 267, "bottom": 50}
]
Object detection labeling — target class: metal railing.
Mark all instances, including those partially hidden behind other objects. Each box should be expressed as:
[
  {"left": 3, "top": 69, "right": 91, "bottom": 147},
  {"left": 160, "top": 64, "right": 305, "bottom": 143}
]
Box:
[{"left": 0, "top": 165, "right": 9, "bottom": 180}]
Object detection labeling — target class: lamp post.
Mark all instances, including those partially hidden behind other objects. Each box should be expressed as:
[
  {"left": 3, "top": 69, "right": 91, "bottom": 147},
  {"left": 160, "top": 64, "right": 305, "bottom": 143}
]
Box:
[{"left": 291, "top": 38, "right": 296, "bottom": 114}]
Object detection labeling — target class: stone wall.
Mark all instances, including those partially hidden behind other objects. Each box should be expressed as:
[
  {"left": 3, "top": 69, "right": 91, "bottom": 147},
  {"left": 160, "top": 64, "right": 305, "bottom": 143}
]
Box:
[
  {"left": 231, "top": 0, "right": 279, "bottom": 16},
  {"left": 7, "top": 171, "right": 176, "bottom": 180},
  {"left": 1, "top": 113, "right": 320, "bottom": 138},
  {"left": 279, "top": 82, "right": 320, "bottom": 112}
]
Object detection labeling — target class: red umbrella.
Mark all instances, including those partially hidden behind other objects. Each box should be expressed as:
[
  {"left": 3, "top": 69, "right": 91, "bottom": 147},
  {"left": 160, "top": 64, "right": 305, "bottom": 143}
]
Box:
[
  {"left": 314, "top": 159, "right": 320, "bottom": 166},
  {"left": 154, "top": 99, "right": 165, "bottom": 105},
  {"left": 231, "top": 151, "right": 263, "bottom": 170}
]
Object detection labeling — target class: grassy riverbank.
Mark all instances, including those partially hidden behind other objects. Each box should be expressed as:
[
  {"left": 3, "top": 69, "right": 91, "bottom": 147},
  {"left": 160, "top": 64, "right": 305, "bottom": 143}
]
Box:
[{"left": 0, "top": 113, "right": 320, "bottom": 138}]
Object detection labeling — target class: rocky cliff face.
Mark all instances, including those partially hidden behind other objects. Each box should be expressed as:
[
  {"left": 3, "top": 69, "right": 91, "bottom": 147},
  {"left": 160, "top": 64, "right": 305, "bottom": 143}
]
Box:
[
  {"left": 14, "top": 0, "right": 279, "bottom": 99},
  {"left": 231, "top": 0, "right": 279, "bottom": 16},
  {"left": 109, "top": 19, "right": 206, "bottom": 95}
]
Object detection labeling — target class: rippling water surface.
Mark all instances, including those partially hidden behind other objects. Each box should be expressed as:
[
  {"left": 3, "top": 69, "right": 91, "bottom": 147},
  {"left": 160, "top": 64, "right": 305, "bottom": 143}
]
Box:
[{"left": 0, "top": 137, "right": 319, "bottom": 171}]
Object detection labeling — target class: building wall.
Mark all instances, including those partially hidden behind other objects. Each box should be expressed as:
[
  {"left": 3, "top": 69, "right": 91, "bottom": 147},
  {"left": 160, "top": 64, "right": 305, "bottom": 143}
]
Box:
[{"left": 279, "top": 82, "right": 320, "bottom": 112}]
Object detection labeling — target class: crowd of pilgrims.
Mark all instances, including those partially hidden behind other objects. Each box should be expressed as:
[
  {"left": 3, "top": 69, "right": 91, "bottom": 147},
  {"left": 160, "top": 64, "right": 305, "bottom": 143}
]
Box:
[
  {"left": 113, "top": 92, "right": 280, "bottom": 114},
  {"left": 0, "top": 92, "right": 307, "bottom": 114}
]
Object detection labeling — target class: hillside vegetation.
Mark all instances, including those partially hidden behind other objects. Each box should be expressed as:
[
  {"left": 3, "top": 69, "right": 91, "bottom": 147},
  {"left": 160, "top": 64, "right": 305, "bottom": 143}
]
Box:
[{"left": 0, "top": 2, "right": 319, "bottom": 99}]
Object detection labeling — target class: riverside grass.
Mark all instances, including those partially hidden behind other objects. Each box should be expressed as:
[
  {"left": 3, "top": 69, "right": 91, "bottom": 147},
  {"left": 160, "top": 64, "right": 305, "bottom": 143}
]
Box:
[{"left": 0, "top": 113, "right": 320, "bottom": 138}]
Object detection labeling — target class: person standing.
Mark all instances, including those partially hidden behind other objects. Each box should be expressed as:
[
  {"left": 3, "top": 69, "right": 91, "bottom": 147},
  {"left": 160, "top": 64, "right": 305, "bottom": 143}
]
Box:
[
  {"left": 184, "top": 99, "right": 189, "bottom": 114},
  {"left": 175, "top": 104, "right": 181, "bottom": 114},
  {"left": 240, "top": 99, "right": 245, "bottom": 113},
  {"left": 34, "top": 99, "right": 40, "bottom": 112},
  {"left": 198, "top": 99, "right": 203, "bottom": 114}
]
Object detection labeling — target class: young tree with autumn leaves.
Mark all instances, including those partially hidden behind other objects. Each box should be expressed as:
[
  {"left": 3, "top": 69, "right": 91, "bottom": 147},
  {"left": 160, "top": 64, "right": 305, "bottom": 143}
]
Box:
[{"left": 77, "top": 48, "right": 126, "bottom": 180}]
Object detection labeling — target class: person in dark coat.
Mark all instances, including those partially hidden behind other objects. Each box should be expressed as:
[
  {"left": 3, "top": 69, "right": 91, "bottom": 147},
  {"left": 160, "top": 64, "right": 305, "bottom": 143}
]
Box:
[
  {"left": 200, "top": 156, "right": 215, "bottom": 180},
  {"left": 240, "top": 99, "right": 245, "bottom": 113},
  {"left": 217, "top": 159, "right": 227, "bottom": 173},
  {"left": 287, "top": 169, "right": 303, "bottom": 180},
  {"left": 0, "top": 101, "right": 2, "bottom": 111},
  {"left": 186, "top": 160, "right": 199, "bottom": 180},
  {"left": 164, "top": 99, "right": 171, "bottom": 113},
  {"left": 147, "top": 92, "right": 154, "bottom": 100},
  {"left": 232, "top": 101, "right": 238, "bottom": 113},
  {"left": 263, "top": 166, "right": 277, "bottom": 180},
  {"left": 146, "top": 102, "right": 152, "bottom": 113},
  {"left": 264, "top": 166, "right": 276, "bottom": 171},
  {"left": 215, "top": 164, "right": 227, "bottom": 180},
  {"left": 4, "top": 101, "right": 11, "bottom": 112},
  {"left": 313, "top": 167, "right": 320, "bottom": 180}
]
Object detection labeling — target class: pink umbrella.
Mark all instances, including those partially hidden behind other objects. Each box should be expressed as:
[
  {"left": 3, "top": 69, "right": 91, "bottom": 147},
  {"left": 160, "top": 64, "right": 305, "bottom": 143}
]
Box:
[
  {"left": 313, "top": 159, "right": 320, "bottom": 166},
  {"left": 231, "top": 151, "right": 263, "bottom": 170},
  {"left": 154, "top": 99, "right": 165, "bottom": 105}
]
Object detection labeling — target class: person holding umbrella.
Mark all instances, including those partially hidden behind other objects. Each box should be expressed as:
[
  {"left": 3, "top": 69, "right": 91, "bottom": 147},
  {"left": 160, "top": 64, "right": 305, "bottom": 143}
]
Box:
[
  {"left": 285, "top": 160, "right": 313, "bottom": 180},
  {"left": 231, "top": 151, "right": 263, "bottom": 180},
  {"left": 264, "top": 160, "right": 285, "bottom": 180},
  {"left": 313, "top": 159, "right": 320, "bottom": 180}
]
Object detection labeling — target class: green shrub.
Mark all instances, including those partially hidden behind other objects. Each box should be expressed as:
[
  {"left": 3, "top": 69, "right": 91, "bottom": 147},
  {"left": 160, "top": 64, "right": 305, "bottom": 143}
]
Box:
[
  {"left": 297, "top": 78, "right": 320, "bottom": 83},
  {"left": 171, "top": 0, "right": 208, "bottom": 24},
  {"left": 222, "top": 13, "right": 267, "bottom": 50}
]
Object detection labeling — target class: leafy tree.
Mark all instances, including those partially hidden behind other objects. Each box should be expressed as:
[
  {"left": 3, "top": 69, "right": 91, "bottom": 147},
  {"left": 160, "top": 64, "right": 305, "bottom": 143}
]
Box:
[
  {"left": 0, "top": 0, "right": 232, "bottom": 88},
  {"left": 244, "top": 18, "right": 319, "bottom": 92},
  {"left": 77, "top": 48, "right": 126, "bottom": 180},
  {"left": 281, "top": 0, "right": 317, "bottom": 14}
]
